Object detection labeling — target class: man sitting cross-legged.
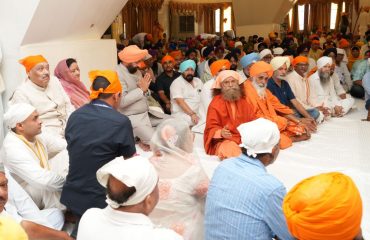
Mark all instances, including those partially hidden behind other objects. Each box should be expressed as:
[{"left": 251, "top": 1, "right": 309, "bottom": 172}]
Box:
[
  {"left": 204, "top": 70, "right": 256, "bottom": 160},
  {"left": 244, "top": 61, "right": 311, "bottom": 149}
]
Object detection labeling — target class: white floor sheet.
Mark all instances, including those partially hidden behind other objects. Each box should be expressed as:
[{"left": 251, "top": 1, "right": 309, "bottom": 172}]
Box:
[{"left": 138, "top": 99, "right": 370, "bottom": 238}]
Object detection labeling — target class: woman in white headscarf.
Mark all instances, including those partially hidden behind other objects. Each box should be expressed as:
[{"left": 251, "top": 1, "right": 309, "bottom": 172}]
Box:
[{"left": 149, "top": 118, "right": 209, "bottom": 240}]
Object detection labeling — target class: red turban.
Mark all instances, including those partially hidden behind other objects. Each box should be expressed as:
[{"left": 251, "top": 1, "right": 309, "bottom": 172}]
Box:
[
  {"left": 339, "top": 39, "right": 350, "bottom": 49},
  {"left": 283, "top": 172, "right": 362, "bottom": 240},
  {"left": 169, "top": 50, "right": 183, "bottom": 59}
]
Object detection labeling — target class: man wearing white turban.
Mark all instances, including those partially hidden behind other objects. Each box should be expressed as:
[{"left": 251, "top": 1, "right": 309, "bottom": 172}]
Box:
[
  {"left": 205, "top": 118, "right": 294, "bottom": 240},
  {"left": 259, "top": 49, "right": 273, "bottom": 63},
  {"left": 267, "top": 57, "right": 317, "bottom": 131},
  {"left": 2, "top": 103, "right": 68, "bottom": 210},
  {"left": 309, "top": 56, "right": 355, "bottom": 117},
  {"left": 77, "top": 156, "right": 183, "bottom": 240}
]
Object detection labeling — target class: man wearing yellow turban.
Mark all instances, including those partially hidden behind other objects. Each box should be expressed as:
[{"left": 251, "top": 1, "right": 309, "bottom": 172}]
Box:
[
  {"left": 61, "top": 70, "right": 136, "bottom": 238},
  {"left": 283, "top": 172, "right": 363, "bottom": 240}
]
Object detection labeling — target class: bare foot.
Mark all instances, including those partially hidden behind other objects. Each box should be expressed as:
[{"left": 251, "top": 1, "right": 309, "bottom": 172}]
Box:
[{"left": 138, "top": 141, "right": 151, "bottom": 152}]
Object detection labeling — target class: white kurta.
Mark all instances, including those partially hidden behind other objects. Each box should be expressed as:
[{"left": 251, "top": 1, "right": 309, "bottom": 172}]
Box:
[
  {"left": 2, "top": 132, "right": 67, "bottom": 210},
  {"left": 192, "top": 78, "right": 214, "bottom": 133},
  {"left": 9, "top": 76, "right": 73, "bottom": 156},
  {"left": 308, "top": 72, "right": 354, "bottom": 115},
  {"left": 170, "top": 76, "right": 203, "bottom": 126},
  {"left": 77, "top": 207, "right": 183, "bottom": 240},
  {"left": 4, "top": 170, "right": 64, "bottom": 230}
]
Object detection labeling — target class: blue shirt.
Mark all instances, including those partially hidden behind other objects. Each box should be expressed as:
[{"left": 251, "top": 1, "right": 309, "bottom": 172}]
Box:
[
  {"left": 351, "top": 59, "right": 370, "bottom": 81},
  {"left": 61, "top": 100, "right": 136, "bottom": 216},
  {"left": 267, "top": 78, "right": 296, "bottom": 107},
  {"left": 205, "top": 154, "right": 294, "bottom": 240}
]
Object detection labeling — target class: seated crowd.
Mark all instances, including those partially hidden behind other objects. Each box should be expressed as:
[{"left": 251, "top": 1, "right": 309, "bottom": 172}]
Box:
[{"left": 1, "top": 28, "right": 369, "bottom": 240}]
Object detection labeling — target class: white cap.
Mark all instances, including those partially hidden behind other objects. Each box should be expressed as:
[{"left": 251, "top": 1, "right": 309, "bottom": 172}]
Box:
[
  {"left": 317, "top": 56, "right": 333, "bottom": 69},
  {"left": 259, "top": 49, "right": 273, "bottom": 59},
  {"left": 4, "top": 103, "right": 36, "bottom": 129},
  {"left": 273, "top": 47, "right": 284, "bottom": 55},
  {"left": 97, "top": 156, "right": 158, "bottom": 208},
  {"left": 237, "top": 118, "right": 280, "bottom": 158},
  {"left": 270, "top": 56, "right": 290, "bottom": 71},
  {"left": 235, "top": 41, "right": 243, "bottom": 48}
]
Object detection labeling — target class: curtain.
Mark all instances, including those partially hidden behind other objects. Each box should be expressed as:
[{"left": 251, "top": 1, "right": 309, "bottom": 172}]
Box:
[
  {"left": 292, "top": 4, "right": 299, "bottom": 32},
  {"left": 304, "top": 3, "right": 310, "bottom": 33},
  {"left": 121, "top": 0, "right": 164, "bottom": 39},
  {"left": 335, "top": 0, "right": 344, "bottom": 30},
  {"left": 204, "top": 9, "right": 215, "bottom": 33}
]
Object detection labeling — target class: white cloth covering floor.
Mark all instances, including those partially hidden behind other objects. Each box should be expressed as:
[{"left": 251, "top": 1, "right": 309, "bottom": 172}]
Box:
[{"left": 137, "top": 99, "right": 370, "bottom": 238}]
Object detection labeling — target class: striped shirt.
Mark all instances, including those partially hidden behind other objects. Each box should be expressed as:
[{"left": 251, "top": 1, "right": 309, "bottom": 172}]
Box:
[{"left": 205, "top": 154, "right": 294, "bottom": 240}]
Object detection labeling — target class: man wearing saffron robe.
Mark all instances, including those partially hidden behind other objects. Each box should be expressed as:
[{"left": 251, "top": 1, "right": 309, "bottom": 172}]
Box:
[
  {"left": 243, "top": 61, "right": 310, "bottom": 149},
  {"left": 204, "top": 70, "right": 256, "bottom": 160}
]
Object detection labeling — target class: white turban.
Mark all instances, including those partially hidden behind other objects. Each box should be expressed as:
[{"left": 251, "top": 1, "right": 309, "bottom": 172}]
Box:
[
  {"left": 235, "top": 41, "right": 243, "bottom": 48},
  {"left": 4, "top": 103, "right": 36, "bottom": 129},
  {"left": 336, "top": 48, "right": 345, "bottom": 55},
  {"left": 270, "top": 56, "right": 290, "bottom": 71},
  {"left": 273, "top": 47, "right": 284, "bottom": 55},
  {"left": 259, "top": 49, "right": 273, "bottom": 59},
  {"left": 97, "top": 156, "right": 158, "bottom": 208},
  {"left": 317, "top": 56, "right": 333, "bottom": 69},
  {"left": 237, "top": 118, "right": 280, "bottom": 158}
]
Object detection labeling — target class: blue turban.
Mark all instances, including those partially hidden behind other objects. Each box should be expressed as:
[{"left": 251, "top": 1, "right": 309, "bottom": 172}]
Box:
[
  {"left": 240, "top": 52, "right": 260, "bottom": 68},
  {"left": 179, "top": 59, "right": 196, "bottom": 73}
]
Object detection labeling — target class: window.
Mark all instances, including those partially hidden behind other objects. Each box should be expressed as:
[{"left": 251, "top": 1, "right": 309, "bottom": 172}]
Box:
[
  {"left": 215, "top": 9, "right": 221, "bottom": 33},
  {"left": 288, "top": 9, "right": 293, "bottom": 29},
  {"left": 298, "top": 5, "right": 305, "bottom": 31},
  {"left": 330, "top": 2, "right": 338, "bottom": 29},
  {"left": 342, "top": 1, "right": 346, "bottom": 12},
  {"left": 179, "top": 15, "right": 195, "bottom": 33},
  {"left": 223, "top": 6, "right": 232, "bottom": 31}
]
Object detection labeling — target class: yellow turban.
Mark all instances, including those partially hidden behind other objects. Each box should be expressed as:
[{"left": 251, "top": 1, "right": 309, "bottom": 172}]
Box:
[
  {"left": 0, "top": 216, "right": 28, "bottom": 240},
  {"left": 19, "top": 55, "right": 47, "bottom": 73},
  {"left": 89, "top": 70, "right": 122, "bottom": 100},
  {"left": 283, "top": 172, "right": 362, "bottom": 240}
]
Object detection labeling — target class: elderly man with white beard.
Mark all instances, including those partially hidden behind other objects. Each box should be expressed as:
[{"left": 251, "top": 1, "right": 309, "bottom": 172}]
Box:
[
  {"left": 309, "top": 56, "right": 355, "bottom": 117},
  {"left": 267, "top": 57, "right": 317, "bottom": 132}
]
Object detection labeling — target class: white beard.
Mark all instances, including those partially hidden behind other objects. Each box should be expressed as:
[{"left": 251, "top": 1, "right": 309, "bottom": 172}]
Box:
[{"left": 252, "top": 80, "right": 266, "bottom": 99}]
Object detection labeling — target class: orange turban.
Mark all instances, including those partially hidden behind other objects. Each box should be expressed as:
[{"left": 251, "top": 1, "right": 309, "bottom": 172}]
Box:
[
  {"left": 339, "top": 39, "right": 350, "bottom": 49},
  {"left": 19, "top": 55, "right": 48, "bottom": 72},
  {"left": 118, "top": 45, "right": 148, "bottom": 64},
  {"left": 212, "top": 70, "right": 245, "bottom": 89},
  {"left": 249, "top": 61, "right": 273, "bottom": 78},
  {"left": 89, "top": 70, "right": 122, "bottom": 100},
  {"left": 169, "top": 50, "right": 183, "bottom": 59},
  {"left": 292, "top": 56, "right": 308, "bottom": 66},
  {"left": 210, "top": 59, "right": 231, "bottom": 76},
  {"left": 283, "top": 172, "right": 362, "bottom": 240},
  {"left": 312, "top": 40, "right": 320, "bottom": 45},
  {"left": 161, "top": 55, "right": 175, "bottom": 65}
]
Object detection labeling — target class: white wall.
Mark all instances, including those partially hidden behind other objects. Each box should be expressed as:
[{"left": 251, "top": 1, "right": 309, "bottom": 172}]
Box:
[
  {"left": 236, "top": 24, "right": 281, "bottom": 39},
  {"left": 20, "top": 40, "right": 117, "bottom": 88},
  {"left": 0, "top": 0, "right": 127, "bottom": 143}
]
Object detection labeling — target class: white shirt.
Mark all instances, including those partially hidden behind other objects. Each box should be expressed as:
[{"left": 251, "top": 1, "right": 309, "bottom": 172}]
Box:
[
  {"left": 286, "top": 70, "right": 315, "bottom": 109},
  {"left": 308, "top": 72, "right": 340, "bottom": 109},
  {"left": 192, "top": 78, "right": 214, "bottom": 133},
  {"left": 2, "top": 132, "right": 65, "bottom": 192},
  {"left": 77, "top": 207, "right": 183, "bottom": 240},
  {"left": 9, "top": 76, "right": 74, "bottom": 136},
  {"left": 170, "top": 76, "right": 203, "bottom": 115}
]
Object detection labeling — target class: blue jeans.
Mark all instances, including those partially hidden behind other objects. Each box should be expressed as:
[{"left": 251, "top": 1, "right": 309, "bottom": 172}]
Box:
[{"left": 294, "top": 108, "right": 320, "bottom": 120}]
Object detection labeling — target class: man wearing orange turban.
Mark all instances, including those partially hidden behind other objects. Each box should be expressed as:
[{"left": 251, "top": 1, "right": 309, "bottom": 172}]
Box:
[
  {"left": 169, "top": 50, "right": 184, "bottom": 71},
  {"left": 11, "top": 55, "right": 74, "bottom": 156},
  {"left": 204, "top": 70, "right": 256, "bottom": 159},
  {"left": 283, "top": 172, "right": 363, "bottom": 240},
  {"left": 308, "top": 40, "right": 323, "bottom": 61},
  {"left": 117, "top": 45, "right": 168, "bottom": 151},
  {"left": 61, "top": 70, "right": 136, "bottom": 238},
  {"left": 156, "top": 55, "right": 180, "bottom": 114},
  {"left": 243, "top": 61, "right": 310, "bottom": 149}
]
